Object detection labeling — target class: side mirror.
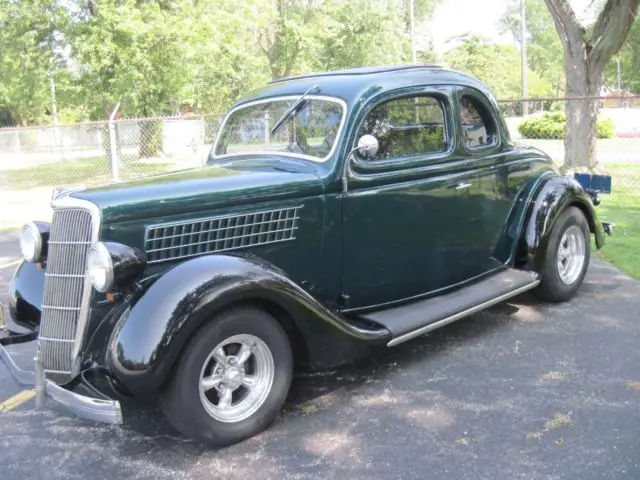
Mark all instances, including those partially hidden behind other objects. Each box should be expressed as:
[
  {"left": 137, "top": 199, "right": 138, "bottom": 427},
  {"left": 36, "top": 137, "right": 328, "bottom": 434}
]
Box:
[{"left": 356, "top": 134, "right": 379, "bottom": 159}]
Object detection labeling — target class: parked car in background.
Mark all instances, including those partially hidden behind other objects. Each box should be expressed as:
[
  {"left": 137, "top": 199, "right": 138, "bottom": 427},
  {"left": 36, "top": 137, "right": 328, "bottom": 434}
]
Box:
[{"left": 1, "top": 65, "right": 607, "bottom": 447}]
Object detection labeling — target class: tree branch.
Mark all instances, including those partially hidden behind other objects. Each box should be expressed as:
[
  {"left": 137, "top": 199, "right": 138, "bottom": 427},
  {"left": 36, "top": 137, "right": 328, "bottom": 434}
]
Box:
[
  {"left": 589, "top": 0, "right": 640, "bottom": 74},
  {"left": 543, "top": 0, "right": 586, "bottom": 57}
]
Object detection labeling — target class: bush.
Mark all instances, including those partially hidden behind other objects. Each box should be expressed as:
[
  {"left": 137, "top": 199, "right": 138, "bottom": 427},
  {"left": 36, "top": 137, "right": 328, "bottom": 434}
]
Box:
[
  {"left": 518, "top": 112, "right": 615, "bottom": 139},
  {"left": 596, "top": 117, "right": 615, "bottom": 139},
  {"left": 518, "top": 112, "right": 565, "bottom": 139}
]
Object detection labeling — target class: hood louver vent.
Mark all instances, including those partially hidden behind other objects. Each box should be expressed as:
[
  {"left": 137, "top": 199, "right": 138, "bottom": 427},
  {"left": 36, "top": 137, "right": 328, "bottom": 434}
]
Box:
[{"left": 144, "top": 206, "right": 303, "bottom": 264}]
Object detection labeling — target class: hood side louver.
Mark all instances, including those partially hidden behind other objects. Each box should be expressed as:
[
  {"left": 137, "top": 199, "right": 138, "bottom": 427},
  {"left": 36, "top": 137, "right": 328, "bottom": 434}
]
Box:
[{"left": 144, "top": 205, "right": 303, "bottom": 264}]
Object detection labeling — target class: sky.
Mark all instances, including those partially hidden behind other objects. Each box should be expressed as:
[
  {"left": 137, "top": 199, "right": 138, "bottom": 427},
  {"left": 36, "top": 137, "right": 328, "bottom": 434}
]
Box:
[{"left": 424, "top": 0, "right": 600, "bottom": 58}]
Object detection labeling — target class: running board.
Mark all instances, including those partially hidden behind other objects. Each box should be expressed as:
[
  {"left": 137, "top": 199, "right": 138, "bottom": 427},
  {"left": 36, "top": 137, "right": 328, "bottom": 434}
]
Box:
[{"left": 357, "top": 269, "right": 540, "bottom": 348}]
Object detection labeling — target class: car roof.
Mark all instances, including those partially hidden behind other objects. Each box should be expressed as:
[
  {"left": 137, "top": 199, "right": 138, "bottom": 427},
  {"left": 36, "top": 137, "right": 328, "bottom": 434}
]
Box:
[{"left": 231, "top": 64, "right": 499, "bottom": 110}]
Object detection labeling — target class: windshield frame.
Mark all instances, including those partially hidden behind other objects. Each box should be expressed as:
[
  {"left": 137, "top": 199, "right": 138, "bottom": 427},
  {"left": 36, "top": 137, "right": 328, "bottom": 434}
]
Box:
[{"left": 210, "top": 94, "right": 348, "bottom": 163}]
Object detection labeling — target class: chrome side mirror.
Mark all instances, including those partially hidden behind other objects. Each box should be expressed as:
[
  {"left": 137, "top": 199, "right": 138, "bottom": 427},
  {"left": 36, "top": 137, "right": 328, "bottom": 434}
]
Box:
[{"left": 356, "top": 134, "right": 379, "bottom": 159}]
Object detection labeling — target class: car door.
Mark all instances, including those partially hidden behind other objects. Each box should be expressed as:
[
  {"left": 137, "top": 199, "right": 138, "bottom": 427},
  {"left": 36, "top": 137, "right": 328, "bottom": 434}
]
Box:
[
  {"left": 451, "top": 87, "right": 517, "bottom": 281},
  {"left": 341, "top": 89, "right": 479, "bottom": 310}
]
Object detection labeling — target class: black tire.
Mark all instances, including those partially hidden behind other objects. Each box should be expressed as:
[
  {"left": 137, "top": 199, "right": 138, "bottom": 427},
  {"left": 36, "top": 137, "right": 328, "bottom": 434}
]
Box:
[
  {"left": 533, "top": 206, "right": 591, "bottom": 302},
  {"left": 160, "top": 307, "right": 293, "bottom": 447}
]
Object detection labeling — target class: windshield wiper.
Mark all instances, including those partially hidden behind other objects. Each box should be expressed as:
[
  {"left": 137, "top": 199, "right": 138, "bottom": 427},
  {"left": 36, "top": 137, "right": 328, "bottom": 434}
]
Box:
[{"left": 270, "top": 84, "right": 320, "bottom": 136}]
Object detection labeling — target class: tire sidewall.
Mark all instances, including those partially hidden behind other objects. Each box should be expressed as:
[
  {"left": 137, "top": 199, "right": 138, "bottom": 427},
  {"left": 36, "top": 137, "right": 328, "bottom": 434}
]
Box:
[
  {"left": 161, "top": 308, "right": 293, "bottom": 446},
  {"left": 539, "top": 206, "right": 591, "bottom": 301}
]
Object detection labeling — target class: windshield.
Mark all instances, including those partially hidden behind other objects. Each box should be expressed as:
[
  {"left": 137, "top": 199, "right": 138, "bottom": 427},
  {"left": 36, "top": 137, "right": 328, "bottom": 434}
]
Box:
[{"left": 213, "top": 96, "right": 345, "bottom": 161}]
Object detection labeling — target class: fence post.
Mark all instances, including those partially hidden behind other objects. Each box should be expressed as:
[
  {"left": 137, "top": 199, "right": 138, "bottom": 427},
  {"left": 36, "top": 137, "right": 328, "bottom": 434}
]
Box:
[{"left": 108, "top": 103, "right": 121, "bottom": 181}]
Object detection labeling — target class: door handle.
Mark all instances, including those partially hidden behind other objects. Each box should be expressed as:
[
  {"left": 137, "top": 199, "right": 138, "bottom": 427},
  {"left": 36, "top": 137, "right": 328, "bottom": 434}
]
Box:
[{"left": 455, "top": 182, "right": 472, "bottom": 190}]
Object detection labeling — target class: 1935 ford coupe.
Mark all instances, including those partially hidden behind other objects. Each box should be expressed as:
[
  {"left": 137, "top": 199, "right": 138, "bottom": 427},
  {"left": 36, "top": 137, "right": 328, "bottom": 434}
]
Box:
[{"left": 0, "top": 65, "right": 607, "bottom": 446}]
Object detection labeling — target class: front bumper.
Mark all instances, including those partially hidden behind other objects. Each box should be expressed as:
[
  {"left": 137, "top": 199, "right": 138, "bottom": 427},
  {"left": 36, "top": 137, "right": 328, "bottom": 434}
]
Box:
[{"left": 0, "top": 304, "right": 122, "bottom": 425}]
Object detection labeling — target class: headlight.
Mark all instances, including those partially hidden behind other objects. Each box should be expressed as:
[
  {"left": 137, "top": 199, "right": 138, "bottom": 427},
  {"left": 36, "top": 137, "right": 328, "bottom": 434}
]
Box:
[
  {"left": 87, "top": 242, "right": 115, "bottom": 293},
  {"left": 87, "top": 241, "right": 147, "bottom": 294},
  {"left": 20, "top": 222, "right": 44, "bottom": 262}
]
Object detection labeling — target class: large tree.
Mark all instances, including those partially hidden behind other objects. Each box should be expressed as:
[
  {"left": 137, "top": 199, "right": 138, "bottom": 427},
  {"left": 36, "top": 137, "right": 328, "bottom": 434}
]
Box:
[{"left": 544, "top": 0, "right": 640, "bottom": 169}]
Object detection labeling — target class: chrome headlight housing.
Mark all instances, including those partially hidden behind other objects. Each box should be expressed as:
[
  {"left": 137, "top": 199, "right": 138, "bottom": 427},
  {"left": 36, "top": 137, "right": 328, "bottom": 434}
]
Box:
[
  {"left": 87, "top": 242, "right": 115, "bottom": 293},
  {"left": 87, "top": 241, "right": 147, "bottom": 293},
  {"left": 20, "top": 221, "right": 48, "bottom": 263}
]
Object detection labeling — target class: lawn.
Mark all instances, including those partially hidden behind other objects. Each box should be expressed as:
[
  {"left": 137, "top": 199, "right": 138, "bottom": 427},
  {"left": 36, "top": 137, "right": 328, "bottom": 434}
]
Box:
[
  {"left": 595, "top": 164, "right": 640, "bottom": 279},
  {"left": 0, "top": 156, "right": 182, "bottom": 189}
]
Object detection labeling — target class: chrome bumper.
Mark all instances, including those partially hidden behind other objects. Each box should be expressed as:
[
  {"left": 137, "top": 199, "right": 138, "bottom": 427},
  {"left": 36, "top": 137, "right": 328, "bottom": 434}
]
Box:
[{"left": 0, "top": 304, "right": 122, "bottom": 425}]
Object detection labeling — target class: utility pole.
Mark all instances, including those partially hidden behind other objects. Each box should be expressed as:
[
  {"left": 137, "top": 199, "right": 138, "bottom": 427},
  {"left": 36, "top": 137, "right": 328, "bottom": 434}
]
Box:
[
  {"left": 410, "top": 0, "right": 416, "bottom": 64},
  {"left": 520, "top": 0, "right": 528, "bottom": 116},
  {"left": 49, "top": 75, "right": 58, "bottom": 126},
  {"left": 617, "top": 55, "right": 622, "bottom": 90}
]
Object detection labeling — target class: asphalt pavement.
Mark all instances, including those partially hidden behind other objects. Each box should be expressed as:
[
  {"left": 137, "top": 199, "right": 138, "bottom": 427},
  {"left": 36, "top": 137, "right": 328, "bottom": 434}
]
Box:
[{"left": 1, "top": 231, "right": 639, "bottom": 480}]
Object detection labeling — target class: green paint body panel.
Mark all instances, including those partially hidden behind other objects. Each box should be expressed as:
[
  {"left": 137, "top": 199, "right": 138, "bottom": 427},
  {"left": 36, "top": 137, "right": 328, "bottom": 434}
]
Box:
[
  {"left": 18, "top": 65, "right": 601, "bottom": 383},
  {"left": 66, "top": 65, "right": 596, "bottom": 314}
]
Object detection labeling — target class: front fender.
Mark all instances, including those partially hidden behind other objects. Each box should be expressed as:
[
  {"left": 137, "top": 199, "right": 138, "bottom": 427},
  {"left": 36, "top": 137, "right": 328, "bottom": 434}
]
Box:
[
  {"left": 7, "top": 260, "right": 45, "bottom": 331},
  {"left": 104, "top": 254, "right": 390, "bottom": 396},
  {"left": 523, "top": 174, "right": 605, "bottom": 271}
]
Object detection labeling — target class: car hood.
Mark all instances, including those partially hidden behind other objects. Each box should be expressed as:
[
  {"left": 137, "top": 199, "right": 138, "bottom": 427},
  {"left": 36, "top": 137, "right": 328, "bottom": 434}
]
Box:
[{"left": 67, "top": 158, "right": 324, "bottom": 224}]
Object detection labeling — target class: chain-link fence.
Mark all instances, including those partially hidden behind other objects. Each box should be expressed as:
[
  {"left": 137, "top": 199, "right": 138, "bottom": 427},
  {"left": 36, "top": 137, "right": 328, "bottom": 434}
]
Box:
[
  {"left": 1, "top": 96, "right": 639, "bottom": 231},
  {"left": 0, "top": 114, "right": 224, "bottom": 229},
  {"left": 498, "top": 95, "right": 640, "bottom": 192},
  {"left": 0, "top": 114, "right": 224, "bottom": 189}
]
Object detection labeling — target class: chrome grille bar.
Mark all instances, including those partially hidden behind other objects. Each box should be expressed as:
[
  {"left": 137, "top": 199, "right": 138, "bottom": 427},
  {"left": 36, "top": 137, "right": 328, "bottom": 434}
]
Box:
[{"left": 36, "top": 199, "right": 100, "bottom": 384}]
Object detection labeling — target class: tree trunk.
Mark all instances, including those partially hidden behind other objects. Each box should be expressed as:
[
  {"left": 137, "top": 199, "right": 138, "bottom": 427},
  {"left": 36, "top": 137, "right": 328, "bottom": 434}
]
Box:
[
  {"left": 563, "top": 50, "right": 601, "bottom": 170},
  {"left": 543, "top": 0, "right": 640, "bottom": 171}
]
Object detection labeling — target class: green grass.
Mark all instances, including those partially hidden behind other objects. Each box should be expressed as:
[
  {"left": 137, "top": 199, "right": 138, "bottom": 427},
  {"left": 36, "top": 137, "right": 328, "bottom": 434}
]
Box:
[
  {"left": 595, "top": 164, "right": 640, "bottom": 279},
  {"left": 0, "top": 156, "right": 180, "bottom": 189}
]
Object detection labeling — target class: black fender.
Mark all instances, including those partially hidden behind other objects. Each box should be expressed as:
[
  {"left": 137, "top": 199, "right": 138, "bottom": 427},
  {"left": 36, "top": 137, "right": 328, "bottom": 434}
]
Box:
[
  {"left": 522, "top": 174, "right": 605, "bottom": 271},
  {"left": 7, "top": 260, "right": 45, "bottom": 331},
  {"left": 104, "top": 254, "right": 390, "bottom": 396}
]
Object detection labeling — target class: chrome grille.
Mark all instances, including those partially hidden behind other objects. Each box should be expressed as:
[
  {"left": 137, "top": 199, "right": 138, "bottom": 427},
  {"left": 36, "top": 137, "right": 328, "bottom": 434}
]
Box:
[
  {"left": 145, "top": 206, "right": 303, "bottom": 264},
  {"left": 38, "top": 207, "right": 94, "bottom": 384}
]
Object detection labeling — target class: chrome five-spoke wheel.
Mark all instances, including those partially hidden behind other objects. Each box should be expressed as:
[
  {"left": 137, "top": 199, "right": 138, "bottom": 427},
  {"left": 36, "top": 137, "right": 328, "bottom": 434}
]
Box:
[
  {"left": 160, "top": 307, "right": 293, "bottom": 447},
  {"left": 556, "top": 224, "right": 586, "bottom": 285},
  {"left": 199, "top": 334, "right": 275, "bottom": 423}
]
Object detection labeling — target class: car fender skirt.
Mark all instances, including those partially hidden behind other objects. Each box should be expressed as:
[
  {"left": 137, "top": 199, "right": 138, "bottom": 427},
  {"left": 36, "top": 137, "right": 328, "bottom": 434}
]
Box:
[
  {"left": 523, "top": 175, "right": 605, "bottom": 270},
  {"left": 105, "top": 254, "right": 390, "bottom": 396}
]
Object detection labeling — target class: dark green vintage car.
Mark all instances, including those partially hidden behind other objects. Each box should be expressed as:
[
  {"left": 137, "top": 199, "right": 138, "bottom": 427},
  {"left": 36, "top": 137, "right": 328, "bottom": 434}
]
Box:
[{"left": 0, "top": 65, "right": 607, "bottom": 446}]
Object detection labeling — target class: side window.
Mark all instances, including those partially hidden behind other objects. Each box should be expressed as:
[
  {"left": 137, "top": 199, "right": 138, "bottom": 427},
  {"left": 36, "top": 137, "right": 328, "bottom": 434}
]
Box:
[
  {"left": 460, "top": 95, "right": 496, "bottom": 148},
  {"left": 357, "top": 95, "right": 448, "bottom": 160}
]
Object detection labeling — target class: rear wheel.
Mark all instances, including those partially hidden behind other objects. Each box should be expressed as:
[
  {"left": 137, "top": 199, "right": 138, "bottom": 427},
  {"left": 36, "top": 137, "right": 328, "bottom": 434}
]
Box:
[
  {"left": 160, "top": 307, "right": 293, "bottom": 446},
  {"left": 533, "top": 206, "right": 590, "bottom": 302}
]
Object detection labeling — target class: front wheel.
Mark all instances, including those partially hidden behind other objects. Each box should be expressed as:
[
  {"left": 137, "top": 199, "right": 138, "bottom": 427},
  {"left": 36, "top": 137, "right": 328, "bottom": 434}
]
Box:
[
  {"left": 160, "top": 307, "right": 293, "bottom": 446},
  {"left": 533, "top": 206, "right": 591, "bottom": 302}
]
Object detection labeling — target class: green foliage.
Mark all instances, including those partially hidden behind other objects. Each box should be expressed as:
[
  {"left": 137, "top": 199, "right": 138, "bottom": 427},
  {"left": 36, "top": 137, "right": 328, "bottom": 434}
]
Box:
[
  {"left": 4, "top": 0, "right": 635, "bottom": 128},
  {"left": 500, "top": 0, "right": 565, "bottom": 96},
  {"left": 0, "top": 0, "right": 70, "bottom": 125},
  {"left": 0, "top": 0, "right": 439, "bottom": 124},
  {"left": 604, "top": 19, "right": 640, "bottom": 93},
  {"left": 444, "top": 35, "right": 554, "bottom": 99},
  {"left": 518, "top": 113, "right": 616, "bottom": 139},
  {"left": 71, "top": 0, "right": 198, "bottom": 119},
  {"left": 518, "top": 113, "right": 566, "bottom": 139},
  {"left": 596, "top": 117, "right": 616, "bottom": 139},
  {"left": 314, "top": 0, "right": 412, "bottom": 70}
]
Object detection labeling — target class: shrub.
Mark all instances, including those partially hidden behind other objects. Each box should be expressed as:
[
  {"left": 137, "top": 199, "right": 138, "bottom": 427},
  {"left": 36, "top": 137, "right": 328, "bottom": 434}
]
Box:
[
  {"left": 518, "top": 112, "right": 615, "bottom": 139},
  {"left": 596, "top": 117, "right": 615, "bottom": 139}
]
